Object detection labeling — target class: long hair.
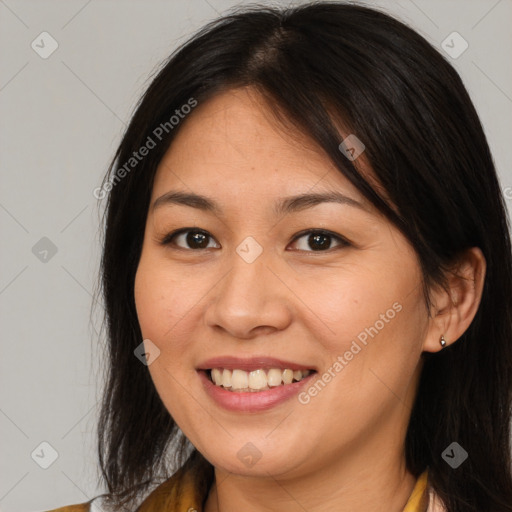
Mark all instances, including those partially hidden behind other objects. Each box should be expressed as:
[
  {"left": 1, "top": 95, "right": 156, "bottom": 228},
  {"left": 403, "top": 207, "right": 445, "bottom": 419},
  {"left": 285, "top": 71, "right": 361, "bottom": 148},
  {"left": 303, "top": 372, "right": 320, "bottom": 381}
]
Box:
[{"left": 93, "top": 2, "right": 512, "bottom": 510}]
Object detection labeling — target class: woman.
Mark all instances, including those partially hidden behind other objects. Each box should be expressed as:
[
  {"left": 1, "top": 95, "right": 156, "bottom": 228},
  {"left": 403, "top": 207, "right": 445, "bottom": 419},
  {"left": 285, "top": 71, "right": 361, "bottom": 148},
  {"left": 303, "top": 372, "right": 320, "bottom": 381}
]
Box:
[{"left": 47, "top": 2, "right": 512, "bottom": 511}]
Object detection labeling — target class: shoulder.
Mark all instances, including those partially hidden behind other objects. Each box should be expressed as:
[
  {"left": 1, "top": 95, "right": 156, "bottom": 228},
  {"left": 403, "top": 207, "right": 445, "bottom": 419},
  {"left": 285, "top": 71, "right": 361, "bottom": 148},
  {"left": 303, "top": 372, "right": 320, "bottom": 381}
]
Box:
[
  {"left": 41, "top": 504, "right": 90, "bottom": 512},
  {"left": 426, "top": 488, "right": 447, "bottom": 512}
]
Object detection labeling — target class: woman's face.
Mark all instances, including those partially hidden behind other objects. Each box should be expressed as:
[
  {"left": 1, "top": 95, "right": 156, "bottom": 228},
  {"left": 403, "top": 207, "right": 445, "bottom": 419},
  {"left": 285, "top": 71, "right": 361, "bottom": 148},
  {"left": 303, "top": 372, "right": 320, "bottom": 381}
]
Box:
[{"left": 134, "top": 87, "right": 432, "bottom": 479}]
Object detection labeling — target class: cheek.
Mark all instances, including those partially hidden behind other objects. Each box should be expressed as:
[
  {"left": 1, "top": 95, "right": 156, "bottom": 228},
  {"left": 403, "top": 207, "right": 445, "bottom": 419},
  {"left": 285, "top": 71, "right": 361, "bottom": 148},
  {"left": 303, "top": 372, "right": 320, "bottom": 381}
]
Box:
[
  {"left": 134, "top": 255, "right": 204, "bottom": 428},
  {"left": 294, "top": 258, "right": 426, "bottom": 403},
  {"left": 321, "top": 289, "right": 425, "bottom": 413},
  {"left": 134, "top": 254, "right": 202, "bottom": 348},
  {"left": 290, "top": 259, "right": 418, "bottom": 350}
]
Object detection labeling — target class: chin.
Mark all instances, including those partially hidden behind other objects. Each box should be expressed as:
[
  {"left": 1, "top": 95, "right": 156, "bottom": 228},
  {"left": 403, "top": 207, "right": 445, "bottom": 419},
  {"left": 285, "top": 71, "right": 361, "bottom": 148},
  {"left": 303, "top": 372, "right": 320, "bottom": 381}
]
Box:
[{"left": 202, "top": 441, "right": 311, "bottom": 479}]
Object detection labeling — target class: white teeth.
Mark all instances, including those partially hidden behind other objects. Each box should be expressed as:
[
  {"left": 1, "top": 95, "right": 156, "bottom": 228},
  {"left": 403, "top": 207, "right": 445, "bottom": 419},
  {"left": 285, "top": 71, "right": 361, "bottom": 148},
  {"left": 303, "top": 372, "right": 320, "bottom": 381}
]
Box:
[
  {"left": 282, "top": 369, "right": 293, "bottom": 384},
  {"left": 231, "top": 369, "right": 249, "bottom": 390},
  {"left": 208, "top": 367, "right": 312, "bottom": 392},
  {"left": 211, "top": 368, "right": 223, "bottom": 385},
  {"left": 267, "top": 368, "right": 283, "bottom": 387},
  {"left": 248, "top": 369, "right": 267, "bottom": 390},
  {"left": 222, "top": 368, "right": 232, "bottom": 388}
]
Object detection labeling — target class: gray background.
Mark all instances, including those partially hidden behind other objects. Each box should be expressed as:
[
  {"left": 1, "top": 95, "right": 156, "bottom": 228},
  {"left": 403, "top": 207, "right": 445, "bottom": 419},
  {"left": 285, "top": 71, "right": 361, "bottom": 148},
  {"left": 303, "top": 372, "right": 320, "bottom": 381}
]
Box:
[{"left": 0, "top": 0, "right": 511, "bottom": 510}]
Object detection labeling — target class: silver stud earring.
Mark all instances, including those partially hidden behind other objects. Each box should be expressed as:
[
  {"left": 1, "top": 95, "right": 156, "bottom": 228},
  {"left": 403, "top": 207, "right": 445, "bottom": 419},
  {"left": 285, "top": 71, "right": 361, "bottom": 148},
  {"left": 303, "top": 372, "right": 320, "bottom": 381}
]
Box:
[{"left": 440, "top": 335, "right": 447, "bottom": 348}]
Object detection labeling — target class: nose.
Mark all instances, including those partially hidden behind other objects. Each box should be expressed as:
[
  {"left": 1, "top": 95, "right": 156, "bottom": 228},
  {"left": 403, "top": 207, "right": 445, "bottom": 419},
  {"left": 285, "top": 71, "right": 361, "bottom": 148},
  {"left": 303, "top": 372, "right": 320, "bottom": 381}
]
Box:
[{"left": 203, "top": 248, "right": 293, "bottom": 340}]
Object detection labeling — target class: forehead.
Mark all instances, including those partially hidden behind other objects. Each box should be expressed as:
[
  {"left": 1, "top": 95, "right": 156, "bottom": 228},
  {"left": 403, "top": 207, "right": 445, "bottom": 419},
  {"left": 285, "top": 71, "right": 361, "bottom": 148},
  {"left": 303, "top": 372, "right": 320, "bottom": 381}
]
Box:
[{"left": 152, "top": 87, "right": 372, "bottom": 210}]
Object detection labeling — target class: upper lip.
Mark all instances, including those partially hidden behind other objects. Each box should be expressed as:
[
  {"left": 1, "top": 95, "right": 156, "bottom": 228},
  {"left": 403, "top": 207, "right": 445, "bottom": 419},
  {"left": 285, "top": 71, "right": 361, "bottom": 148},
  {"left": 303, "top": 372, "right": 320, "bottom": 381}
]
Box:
[{"left": 197, "top": 356, "right": 316, "bottom": 372}]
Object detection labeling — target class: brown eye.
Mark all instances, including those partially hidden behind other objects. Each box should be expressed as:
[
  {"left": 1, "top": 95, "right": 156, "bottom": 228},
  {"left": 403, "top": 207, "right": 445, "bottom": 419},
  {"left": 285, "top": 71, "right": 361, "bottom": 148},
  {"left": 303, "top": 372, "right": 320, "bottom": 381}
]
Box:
[
  {"left": 161, "top": 229, "right": 219, "bottom": 250},
  {"left": 161, "top": 228, "right": 349, "bottom": 253},
  {"left": 289, "top": 230, "right": 349, "bottom": 252}
]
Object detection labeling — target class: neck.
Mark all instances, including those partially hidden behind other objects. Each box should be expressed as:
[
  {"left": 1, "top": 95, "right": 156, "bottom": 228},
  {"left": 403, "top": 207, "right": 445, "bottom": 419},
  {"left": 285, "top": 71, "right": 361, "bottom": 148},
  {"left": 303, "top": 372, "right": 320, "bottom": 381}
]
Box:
[{"left": 204, "top": 438, "right": 416, "bottom": 512}]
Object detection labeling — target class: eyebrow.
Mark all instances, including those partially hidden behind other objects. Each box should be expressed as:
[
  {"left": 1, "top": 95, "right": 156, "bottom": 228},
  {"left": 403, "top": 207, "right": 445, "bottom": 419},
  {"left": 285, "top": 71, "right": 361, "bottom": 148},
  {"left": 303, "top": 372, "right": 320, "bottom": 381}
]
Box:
[{"left": 152, "top": 190, "right": 368, "bottom": 216}]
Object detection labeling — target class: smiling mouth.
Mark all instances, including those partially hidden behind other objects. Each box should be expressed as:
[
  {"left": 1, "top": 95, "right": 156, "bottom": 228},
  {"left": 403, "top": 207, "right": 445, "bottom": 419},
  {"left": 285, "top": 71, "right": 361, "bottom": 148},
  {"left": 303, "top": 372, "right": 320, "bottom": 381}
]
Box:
[{"left": 206, "top": 367, "right": 316, "bottom": 392}]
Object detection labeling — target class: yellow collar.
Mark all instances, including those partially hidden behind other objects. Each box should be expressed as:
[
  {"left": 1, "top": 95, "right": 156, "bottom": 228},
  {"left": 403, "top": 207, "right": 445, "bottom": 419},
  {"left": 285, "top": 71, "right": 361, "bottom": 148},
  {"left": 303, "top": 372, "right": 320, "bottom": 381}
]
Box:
[
  {"left": 136, "top": 466, "right": 430, "bottom": 512},
  {"left": 402, "top": 470, "right": 429, "bottom": 511}
]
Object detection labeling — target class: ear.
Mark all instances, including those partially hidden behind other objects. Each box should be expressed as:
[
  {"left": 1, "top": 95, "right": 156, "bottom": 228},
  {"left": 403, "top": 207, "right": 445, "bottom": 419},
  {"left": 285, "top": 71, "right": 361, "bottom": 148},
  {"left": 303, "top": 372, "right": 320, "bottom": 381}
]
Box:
[{"left": 422, "top": 247, "right": 486, "bottom": 353}]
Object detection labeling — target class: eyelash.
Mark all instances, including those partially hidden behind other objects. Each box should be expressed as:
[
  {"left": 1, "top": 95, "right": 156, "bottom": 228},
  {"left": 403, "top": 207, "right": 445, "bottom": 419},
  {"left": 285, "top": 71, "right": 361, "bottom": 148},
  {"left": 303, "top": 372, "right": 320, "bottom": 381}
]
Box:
[{"left": 159, "top": 228, "right": 351, "bottom": 253}]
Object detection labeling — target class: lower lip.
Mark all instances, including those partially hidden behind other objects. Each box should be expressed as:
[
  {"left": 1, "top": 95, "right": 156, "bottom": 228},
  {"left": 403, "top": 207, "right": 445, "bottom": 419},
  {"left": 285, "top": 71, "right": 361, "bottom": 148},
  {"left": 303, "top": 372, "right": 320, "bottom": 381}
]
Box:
[{"left": 198, "top": 370, "right": 316, "bottom": 412}]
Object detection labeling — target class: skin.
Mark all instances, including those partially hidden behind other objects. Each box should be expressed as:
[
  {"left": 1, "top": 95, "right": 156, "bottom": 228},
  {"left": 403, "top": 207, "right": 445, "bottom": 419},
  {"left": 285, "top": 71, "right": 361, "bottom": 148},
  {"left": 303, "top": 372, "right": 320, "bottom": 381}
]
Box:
[{"left": 134, "top": 86, "right": 486, "bottom": 512}]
